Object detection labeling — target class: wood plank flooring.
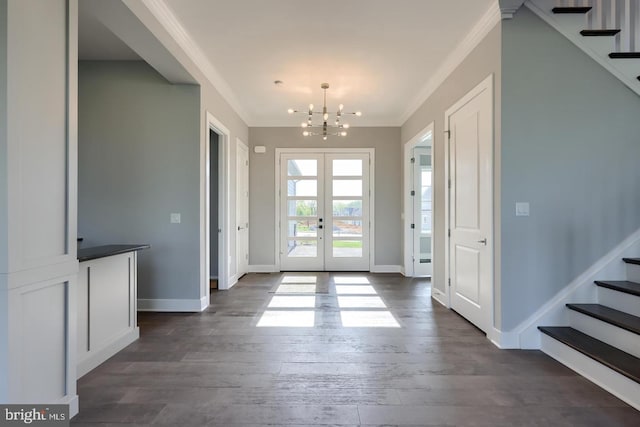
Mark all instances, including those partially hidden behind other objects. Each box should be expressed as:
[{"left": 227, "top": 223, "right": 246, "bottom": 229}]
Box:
[{"left": 72, "top": 272, "right": 640, "bottom": 426}]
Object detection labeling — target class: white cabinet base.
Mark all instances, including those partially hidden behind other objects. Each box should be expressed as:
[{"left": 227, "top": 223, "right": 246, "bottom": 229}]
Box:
[{"left": 77, "top": 327, "right": 139, "bottom": 378}]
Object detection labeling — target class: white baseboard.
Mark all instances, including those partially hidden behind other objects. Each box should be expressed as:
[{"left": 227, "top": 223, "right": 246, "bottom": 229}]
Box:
[
  {"left": 507, "top": 227, "right": 640, "bottom": 349},
  {"left": 77, "top": 327, "right": 140, "bottom": 379},
  {"left": 248, "top": 264, "right": 278, "bottom": 273},
  {"left": 541, "top": 333, "right": 640, "bottom": 411},
  {"left": 370, "top": 265, "right": 403, "bottom": 273},
  {"left": 431, "top": 288, "right": 448, "bottom": 308},
  {"left": 63, "top": 394, "right": 79, "bottom": 419},
  {"left": 199, "top": 295, "right": 209, "bottom": 311},
  {"left": 138, "top": 298, "right": 208, "bottom": 312},
  {"left": 488, "top": 327, "right": 519, "bottom": 349}
]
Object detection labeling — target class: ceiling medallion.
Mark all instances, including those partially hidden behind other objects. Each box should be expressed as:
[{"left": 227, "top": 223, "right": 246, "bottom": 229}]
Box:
[{"left": 287, "top": 83, "right": 362, "bottom": 140}]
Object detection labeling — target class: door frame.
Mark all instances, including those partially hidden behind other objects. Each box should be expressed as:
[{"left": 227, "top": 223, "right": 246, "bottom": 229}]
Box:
[
  {"left": 235, "top": 138, "right": 250, "bottom": 279},
  {"left": 204, "top": 111, "right": 231, "bottom": 300},
  {"left": 402, "top": 122, "right": 434, "bottom": 278},
  {"left": 444, "top": 74, "right": 495, "bottom": 331},
  {"left": 274, "top": 148, "right": 375, "bottom": 272}
]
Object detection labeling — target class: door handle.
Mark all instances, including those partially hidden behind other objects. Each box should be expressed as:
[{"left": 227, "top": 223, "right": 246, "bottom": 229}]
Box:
[
  {"left": 318, "top": 225, "right": 323, "bottom": 229},
  {"left": 478, "top": 238, "right": 487, "bottom": 245}
]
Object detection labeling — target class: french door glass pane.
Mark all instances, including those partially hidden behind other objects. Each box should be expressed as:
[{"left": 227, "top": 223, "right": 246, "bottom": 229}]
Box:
[
  {"left": 288, "top": 160, "right": 317, "bottom": 176},
  {"left": 288, "top": 200, "right": 317, "bottom": 216},
  {"left": 287, "top": 179, "right": 317, "bottom": 197},
  {"left": 332, "top": 200, "right": 362, "bottom": 217},
  {"left": 287, "top": 240, "right": 317, "bottom": 257},
  {"left": 288, "top": 220, "right": 318, "bottom": 238},
  {"left": 333, "top": 180, "right": 362, "bottom": 197},
  {"left": 333, "top": 240, "right": 363, "bottom": 257},
  {"left": 333, "top": 159, "right": 362, "bottom": 176},
  {"left": 333, "top": 220, "right": 363, "bottom": 238}
]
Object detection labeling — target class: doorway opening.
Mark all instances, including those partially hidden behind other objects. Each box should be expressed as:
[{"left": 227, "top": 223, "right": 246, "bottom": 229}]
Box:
[
  {"left": 403, "top": 123, "right": 435, "bottom": 279},
  {"left": 204, "top": 111, "right": 231, "bottom": 299},
  {"left": 209, "top": 130, "right": 219, "bottom": 290}
]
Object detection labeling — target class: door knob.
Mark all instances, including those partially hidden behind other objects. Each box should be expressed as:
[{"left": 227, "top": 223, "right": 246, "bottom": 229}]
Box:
[
  {"left": 318, "top": 225, "right": 323, "bottom": 229},
  {"left": 478, "top": 238, "right": 487, "bottom": 245}
]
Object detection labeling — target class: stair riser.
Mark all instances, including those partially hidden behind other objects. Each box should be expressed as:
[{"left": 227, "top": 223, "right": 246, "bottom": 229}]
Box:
[
  {"left": 568, "top": 310, "right": 640, "bottom": 358},
  {"left": 597, "top": 286, "right": 640, "bottom": 317},
  {"left": 627, "top": 263, "right": 640, "bottom": 283},
  {"left": 540, "top": 334, "right": 640, "bottom": 411}
]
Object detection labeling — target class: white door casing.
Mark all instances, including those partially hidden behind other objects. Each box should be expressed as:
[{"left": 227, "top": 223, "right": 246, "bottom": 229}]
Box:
[
  {"left": 236, "top": 140, "right": 249, "bottom": 278},
  {"left": 446, "top": 75, "right": 494, "bottom": 334},
  {"left": 277, "top": 149, "right": 373, "bottom": 271}
]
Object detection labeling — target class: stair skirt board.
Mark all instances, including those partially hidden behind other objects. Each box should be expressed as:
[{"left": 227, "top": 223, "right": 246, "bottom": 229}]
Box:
[
  {"left": 597, "top": 286, "right": 640, "bottom": 318},
  {"left": 540, "top": 334, "right": 640, "bottom": 411},
  {"left": 626, "top": 262, "right": 640, "bottom": 283},
  {"left": 568, "top": 310, "right": 640, "bottom": 358}
]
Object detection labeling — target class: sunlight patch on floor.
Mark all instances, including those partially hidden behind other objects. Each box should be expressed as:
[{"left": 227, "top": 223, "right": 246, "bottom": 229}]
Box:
[
  {"left": 257, "top": 311, "right": 315, "bottom": 327},
  {"left": 337, "top": 296, "right": 387, "bottom": 308},
  {"left": 333, "top": 276, "right": 370, "bottom": 285},
  {"left": 335, "top": 285, "right": 377, "bottom": 295},
  {"left": 340, "top": 311, "right": 400, "bottom": 328},
  {"left": 268, "top": 296, "right": 316, "bottom": 308}
]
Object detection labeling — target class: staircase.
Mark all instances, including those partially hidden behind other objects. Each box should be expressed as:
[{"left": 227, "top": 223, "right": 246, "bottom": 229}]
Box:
[
  {"left": 527, "top": 0, "right": 640, "bottom": 95},
  {"left": 538, "top": 258, "right": 640, "bottom": 410}
]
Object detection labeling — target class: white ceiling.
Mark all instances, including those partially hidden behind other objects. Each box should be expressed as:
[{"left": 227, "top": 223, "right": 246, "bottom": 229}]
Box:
[{"left": 161, "top": 0, "right": 496, "bottom": 126}]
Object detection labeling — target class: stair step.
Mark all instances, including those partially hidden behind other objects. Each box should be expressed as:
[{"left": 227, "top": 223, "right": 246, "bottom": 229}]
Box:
[
  {"left": 595, "top": 280, "right": 640, "bottom": 297},
  {"left": 538, "top": 326, "right": 640, "bottom": 383},
  {"left": 552, "top": 7, "right": 592, "bottom": 14},
  {"left": 609, "top": 52, "right": 640, "bottom": 59},
  {"left": 567, "top": 304, "right": 640, "bottom": 335},
  {"left": 580, "top": 29, "right": 621, "bottom": 36},
  {"left": 623, "top": 258, "right": 640, "bottom": 266}
]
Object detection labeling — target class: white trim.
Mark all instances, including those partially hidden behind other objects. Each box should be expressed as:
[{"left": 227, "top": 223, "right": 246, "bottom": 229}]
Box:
[
  {"left": 402, "top": 123, "right": 434, "bottom": 278},
  {"left": 77, "top": 328, "right": 139, "bottom": 379},
  {"left": 431, "top": 288, "right": 448, "bottom": 308},
  {"left": 139, "top": 0, "right": 251, "bottom": 123},
  {"left": 370, "top": 265, "right": 403, "bottom": 274},
  {"left": 398, "top": 1, "right": 502, "bottom": 124},
  {"left": 138, "top": 296, "right": 208, "bottom": 312},
  {"left": 525, "top": 0, "right": 640, "bottom": 98},
  {"left": 204, "top": 112, "right": 230, "bottom": 299},
  {"left": 235, "top": 138, "right": 250, "bottom": 279},
  {"left": 248, "top": 265, "right": 278, "bottom": 273},
  {"left": 508, "top": 226, "right": 640, "bottom": 349},
  {"left": 541, "top": 333, "right": 640, "bottom": 411},
  {"left": 274, "top": 148, "right": 376, "bottom": 272},
  {"left": 488, "top": 328, "right": 519, "bottom": 349}
]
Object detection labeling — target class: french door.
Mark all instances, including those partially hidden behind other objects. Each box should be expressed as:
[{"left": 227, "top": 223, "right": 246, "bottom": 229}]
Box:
[{"left": 279, "top": 152, "right": 370, "bottom": 271}]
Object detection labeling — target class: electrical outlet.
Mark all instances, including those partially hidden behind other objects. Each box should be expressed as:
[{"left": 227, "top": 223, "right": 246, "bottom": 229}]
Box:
[
  {"left": 515, "top": 202, "right": 530, "bottom": 217},
  {"left": 170, "top": 213, "right": 181, "bottom": 224}
]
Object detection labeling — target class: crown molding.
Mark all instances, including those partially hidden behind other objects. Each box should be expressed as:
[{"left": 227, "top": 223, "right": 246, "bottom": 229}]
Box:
[
  {"left": 500, "top": 0, "right": 526, "bottom": 18},
  {"left": 138, "top": 0, "right": 252, "bottom": 125},
  {"left": 397, "top": 0, "right": 503, "bottom": 125}
]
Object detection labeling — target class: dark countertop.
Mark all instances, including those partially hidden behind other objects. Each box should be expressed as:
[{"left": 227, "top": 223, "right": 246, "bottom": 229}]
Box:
[{"left": 78, "top": 244, "right": 150, "bottom": 262}]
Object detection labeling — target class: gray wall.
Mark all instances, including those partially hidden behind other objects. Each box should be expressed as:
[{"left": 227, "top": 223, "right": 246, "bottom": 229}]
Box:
[
  {"left": 500, "top": 8, "right": 640, "bottom": 330},
  {"left": 248, "top": 127, "right": 402, "bottom": 267},
  {"left": 78, "top": 60, "right": 201, "bottom": 300},
  {"left": 401, "top": 23, "right": 502, "bottom": 321}
]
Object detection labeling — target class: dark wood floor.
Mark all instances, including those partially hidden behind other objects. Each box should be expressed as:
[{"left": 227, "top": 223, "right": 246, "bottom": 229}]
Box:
[{"left": 72, "top": 273, "right": 640, "bottom": 426}]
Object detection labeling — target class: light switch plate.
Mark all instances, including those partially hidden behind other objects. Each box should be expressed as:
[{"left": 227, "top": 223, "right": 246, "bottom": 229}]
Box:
[
  {"left": 515, "top": 202, "right": 530, "bottom": 217},
  {"left": 170, "top": 213, "right": 181, "bottom": 224}
]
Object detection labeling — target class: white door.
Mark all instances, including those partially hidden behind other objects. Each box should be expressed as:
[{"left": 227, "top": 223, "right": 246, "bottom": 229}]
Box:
[
  {"left": 236, "top": 142, "right": 249, "bottom": 278},
  {"left": 280, "top": 152, "right": 370, "bottom": 271},
  {"left": 447, "top": 76, "right": 493, "bottom": 333},
  {"left": 413, "top": 147, "right": 432, "bottom": 277}
]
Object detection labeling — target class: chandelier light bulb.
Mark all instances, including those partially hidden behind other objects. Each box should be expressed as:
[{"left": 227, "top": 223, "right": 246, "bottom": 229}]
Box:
[
  {"left": 355, "top": 111, "right": 362, "bottom": 117},
  {"left": 323, "top": 113, "right": 329, "bottom": 121},
  {"left": 339, "top": 104, "right": 344, "bottom": 111},
  {"left": 301, "top": 123, "right": 308, "bottom": 128},
  {"left": 303, "top": 131, "right": 310, "bottom": 136},
  {"left": 309, "top": 104, "right": 314, "bottom": 111},
  {"left": 343, "top": 123, "right": 350, "bottom": 129},
  {"left": 341, "top": 131, "right": 347, "bottom": 136},
  {"left": 287, "top": 108, "right": 294, "bottom": 114},
  {"left": 323, "top": 136, "right": 328, "bottom": 141}
]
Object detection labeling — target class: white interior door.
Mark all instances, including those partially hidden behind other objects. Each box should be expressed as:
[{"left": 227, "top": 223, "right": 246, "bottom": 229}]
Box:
[
  {"left": 236, "top": 142, "right": 249, "bottom": 278},
  {"left": 279, "top": 152, "right": 370, "bottom": 271},
  {"left": 447, "top": 76, "right": 493, "bottom": 333},
  {"left": 413, "top": 147, "right": 432, "bottom": 277}
]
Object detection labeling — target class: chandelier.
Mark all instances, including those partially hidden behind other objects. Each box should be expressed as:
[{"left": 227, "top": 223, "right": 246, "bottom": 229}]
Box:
[{"left": 287, "top": 83, "right": 362, "bottom": 140}]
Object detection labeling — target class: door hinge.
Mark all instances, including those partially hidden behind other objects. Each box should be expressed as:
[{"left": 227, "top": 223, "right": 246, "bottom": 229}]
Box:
[
  {"left": 411, "top": 224, "right": 415, "bottom": 229},
  {"left": 410, "top": 190, "right": 415, "bottom": 196},
  {"left": 448, "top": 278, "right": 451, "bottom": 287},
  {"left": 445, "top": 130, "right": 451, "bottom": 139},
  {"left": 410, "top": 157, "right": 415, "bottom": 164},
  {"left": 448, "top": 179, "right": 451, "bottom": 189},
  {"left": 448, "top": 229, "right": 451, "bottom": 237}
]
